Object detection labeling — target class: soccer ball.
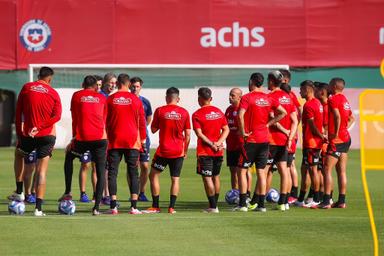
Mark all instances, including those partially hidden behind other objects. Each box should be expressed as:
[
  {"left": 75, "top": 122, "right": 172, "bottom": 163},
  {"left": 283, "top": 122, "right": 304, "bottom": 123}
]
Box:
[
  {"left": 58, "top": 200, "right": 76, "bottom": 215},
  {"left": 8, "top": 200, "right": 26, "bottom": 215},
  {"left": 266, "top": 188, "right": 280, "bottom": 203},
  {"left": 225, "top": 189, "right": 240, "bottom": 205}
]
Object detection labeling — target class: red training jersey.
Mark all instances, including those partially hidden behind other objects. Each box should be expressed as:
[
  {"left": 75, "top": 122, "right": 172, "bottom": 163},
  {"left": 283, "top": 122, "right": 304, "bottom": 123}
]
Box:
[
  {"left": 268, "top": 89, "right": 296, "bottom": 146},
  {"left": 322, "top": 101, "right": 329, "bottom": 131},
  {"left": 106, "top": 91, "right": 146, "bottom": 150},
  {"left": 15, "top": 81, "right": 62, "bottom": 137},
  {"left": 328, "top": 93, "right": 352, "bottom": 144},
  {"left": 152, "top": 104, "right": 191, "bottom": 158},
  {"left": 302, "top": 97, "right": 323, "bottom": 149},
  {"left": 71, "top": 89, "right": 107, "bottom": 141},
  {"left": 239, "top": 91, "right": 279, "bottom": 143},
  {"left": 225, "top": 104, "right": 243, "bottom": 151},
  {"left": 192, "top": 105, "right": 227, "bottom": 157}
]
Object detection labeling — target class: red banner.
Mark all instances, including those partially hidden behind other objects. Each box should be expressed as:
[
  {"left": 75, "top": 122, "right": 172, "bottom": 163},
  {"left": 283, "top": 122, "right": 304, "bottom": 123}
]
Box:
[{"left": 1, "top": 0, "right": 383, "bottom": 70}]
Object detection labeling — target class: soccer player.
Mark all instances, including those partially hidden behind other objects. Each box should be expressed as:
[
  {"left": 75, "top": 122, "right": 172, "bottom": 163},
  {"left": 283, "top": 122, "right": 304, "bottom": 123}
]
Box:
[
  {"left": 130, "top": 77, "right": 153, "bottom": 202},
  {"left": 299, "top": 80, "right": 326, "bottom": 208},
  {"left": 265, "top": 71, "right": 298, "bottom": 211},
  {"left": 238, "top": 73, "right": 287, "bottom": 212},
  {"left": 192, "top": 87, "right": 229, "bottom": 213},
  {"left": 106, "top": 73, "right": 147, "bottom": 214},
  {"left": 14, "top": 66, "right": 62, "bottom": 216},
  {"left": 64, "top": 75, "right": 108, "bottom": 215},
  {"left": 145, "top": 87, "right": 191, "bottom": 214},
  {"left": 321, "top": 78, "right": 355, "bottom": 209}
]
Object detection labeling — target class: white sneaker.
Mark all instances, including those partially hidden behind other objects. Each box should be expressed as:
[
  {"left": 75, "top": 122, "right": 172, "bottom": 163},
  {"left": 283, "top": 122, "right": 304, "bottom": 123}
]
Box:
[
  {"left": 34, "top": 209, "right": 46, "bottom": 217},
  {"left": 285, "top": 203, "right": 290, "bottom": 210},
  {"left": 232, "top": 206, "right": 248, "bottom": 212},
  {"left": 8, "top": 192, "right": 25, "bottom": 201},
  {"left": 129, "top": 207, "right": 142, "bottom": 215},
  {"left": 203, "top": 207, "right": 219, "bottom": 213},
  {"left": 304, "top": 201, "right": 320, "bottom": 208},
  {"left": 255, "top": 207, "right": 267, "bottom": 212},
  {"left": 274, "top": 204, "right": 286, "bottom": 211},
  {"left": 305, "top": 197, "right": 313, "bottom": 204},
  {"left": 329, "top": 198, "right": 334, "bottom": 205},
  {"left": 294, "top": 200, "right": 305, "bottom": 207}
]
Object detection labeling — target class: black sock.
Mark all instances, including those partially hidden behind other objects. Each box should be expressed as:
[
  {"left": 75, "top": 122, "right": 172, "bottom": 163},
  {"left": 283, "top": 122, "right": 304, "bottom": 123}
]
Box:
[
  {"left": 330, "top": 190, "right": 333, "bottom": 199},
  {"left": 239, "top": 193, "right": 247, "bottom": 207},
  {"left": 250, "top": 193, "right": 259, "bottom": 205},
  {"left": 16, "top": 182, "right": 23, "bottom": 194},
  {"left": 36, "top": 198, "right": 43, "bottom": 211},
  {"left": 278, "top": 193, "right": 287, "bottom": 205},
  {"left": 81, "top": 191, "right": 86, "bottom": 197},
  {"left": 314, "top": 191, "right": 320, "bottom": 203},
  {"left": 215, "top": 193, "right": 219, "bottom": 204},
  {"left": 208, "top": 195, "right": 217, "bottom": 208},
  {"left": 323, "top": 194, "right": 330, "bottom": 205},
  {"left": 285, "top": 192, "right": 290, "bottom": 204},
  {"left": 152, "top": 195, "right": 159, "bottom": 208},
  {"left": 93, "top": 192, "right": 96, "bottom": 199},
  {"left": 111, "top": 200, "right": 117, "bottom": 209},
  {"left": 338, "top": 194, "right": 346, "bottom": 204},
  {"left": 258, "top": 195, "right": 265, "bottom": 208},
  {"left": 169, "top": 195, "right": 177, "bottom": 208},
  {"left": 131, "top": 200, "right": 137, "bottom": 209},
  {"left": 308, "top": 188, "right": 314, "bottom": 198},
  {"left": 246, "top": 191, "right": 251, "bottom": 198},
  {"left": 290, "top": 186, "right": 298, "bottom": 198},
  {"left": 319, "top": 191, "right": 324, "bottom": 201},
  {"left": 298, "top": 190, "right": 306, "bottom": 202}
]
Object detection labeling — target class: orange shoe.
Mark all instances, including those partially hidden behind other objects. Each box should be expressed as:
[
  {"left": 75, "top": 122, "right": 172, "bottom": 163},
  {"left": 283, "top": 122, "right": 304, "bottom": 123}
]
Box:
[
  {"left": 168, "top": 207, "right": 176, "bottom": 214},
  {"left": 142, "top": 207, "right": 161, "bottom": 214}
]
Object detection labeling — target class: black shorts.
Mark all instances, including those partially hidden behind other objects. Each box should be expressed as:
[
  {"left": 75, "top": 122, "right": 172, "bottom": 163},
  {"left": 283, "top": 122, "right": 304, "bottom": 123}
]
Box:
[
  {"left": 17, "top": 136, "right": 56, "bottom": 159},
  {"left": 151, "top": 154, "right": 184, "bottom": 177},
  {"left": 287, "top": 153, "right": 295, "bottom": 167},
  {"left": 197, "top": 156, "right": 223, "bottom": 177},
  {"left": 327, "top": 139, "right": 351, "bottom": 159},
  {"left": 226, "top": 150, "right": 241, "bottom": 167},
  {"left": 238, "top": 143, "right": 269, "bottom": 169},
  {"left": 302, "top": 148, "right": 321, "bottom": 166},
  {"left": 267, "top": 145, "right": 288, "bottom": 164}
]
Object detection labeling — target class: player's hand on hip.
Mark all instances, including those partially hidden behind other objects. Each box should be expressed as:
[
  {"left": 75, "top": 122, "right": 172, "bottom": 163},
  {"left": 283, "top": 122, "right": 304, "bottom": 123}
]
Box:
[{"left": 28, "top": 127, "right": 38, "bottom": 138}]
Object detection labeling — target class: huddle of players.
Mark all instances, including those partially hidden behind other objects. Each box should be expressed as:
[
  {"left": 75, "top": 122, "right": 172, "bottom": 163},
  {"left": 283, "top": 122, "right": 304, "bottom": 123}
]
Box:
[{"left": 9, "top": 66, "right": 353, "bottom": 216}]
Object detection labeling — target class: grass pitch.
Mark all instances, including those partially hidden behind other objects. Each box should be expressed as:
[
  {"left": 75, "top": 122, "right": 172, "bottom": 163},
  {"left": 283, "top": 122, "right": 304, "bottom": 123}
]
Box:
[{"left": 0, "top": 148, "right": 381, "bottom": 256}]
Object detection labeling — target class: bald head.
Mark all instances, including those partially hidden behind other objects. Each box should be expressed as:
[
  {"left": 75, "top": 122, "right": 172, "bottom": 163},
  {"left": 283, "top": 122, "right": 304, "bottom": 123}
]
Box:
[{"left": 229, "top": 87, "right": 242, "bottom": 106}]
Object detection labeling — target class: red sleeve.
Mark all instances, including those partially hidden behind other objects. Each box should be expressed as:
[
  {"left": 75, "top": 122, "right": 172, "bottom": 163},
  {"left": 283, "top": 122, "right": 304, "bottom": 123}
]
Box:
[
  {"left": 185, "top": 111, "right": 191, "bottom": 129},
  {"left": 290, "top": 92, "right": 301, "bottom": 108},
  {"left": 270, "top": 97, "right": 279, "bottom": 111},
  {"left": 36, "top": 90, "right": 62, "bottom": 131},
  {"left": 329, "top": 97, "right": 338, "bottom": 110},
  {"left": 102, "top": 97, "right": 107, "bottom": 126},
  {"left": 151, "top": 108, "right": 159, "bottom": 131},
  {"left": 70, "top": 93, "right": 77, "bottom": 137},
  {"left": 192, "top": 113, "right": 201, "bottom": 129},
  {"left": 303, "top": 104, "right": 314, "bottom": 120},
  {"left": 221, "top": 112, "right": 228, "bottom": 127},
  {"left": 15, "top": 87, "right": 27, "bottom": 136},
  {"left": 138, "top": 100, "right": 147, "bottom": 141},
  {"left": 239, "top": 94, "right": 249, "bottom": 111}
]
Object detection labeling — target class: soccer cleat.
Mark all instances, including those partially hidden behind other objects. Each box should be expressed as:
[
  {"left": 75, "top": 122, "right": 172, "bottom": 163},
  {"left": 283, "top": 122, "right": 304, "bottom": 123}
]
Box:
[
  {"left": 288, "top": 196, "right": 298, "bottom": 204},
  {"left": 285, "top": 203, "right": 290, "bottom": 210},
  {"left": 255, "top": 207, "right": 267, "bottom": 212},
  {"left": 203, "top": 207, "right": 219, "bottom": 213},
  {"left": 129, "top": 207, "right": 143, "bottom": 215},
  {"left": 305, "top": 201, "right": 320, "bottom": 209},
  {"left": 168, "top": 208, "right": 176, "bottom": 214},
  {"left": 247, "top": 203, "right": 258, "bottom": 211},
  {"left": 318, "top": 202, "right": 332, "bottom": 209},
  {"left": 274, "top": 204, "right": 286, "bottom": 211},
  {"left": 34, "top": 209, "right": 46, "bottom": 217},
  {"left": 92, "top": 209, "right": 101, "bottom": 216},
  {"left": 232, "top": 206, "right": 248, "bottom": 212},
  {"left": 105, "top": 207, "right": 118, "bottom": 215},
  {"left": 329, "top": 198, "right": 334, "bottom": 205},
  {"left": 331, "top": 201, "right": 346, "bottom": 209},
  {"left": 25, "top": 194, "right": 36, "bottom": 204},
  {"left": 305, "top": 197, "right": 313, "bottom": 205},
  {"left": 294, "top": 201, "right": 305, "bottom": 207},
  {"left": 58, "top": 193, "right": 72, "bottom": 202},
  {"left": 101, "top": 196, "right": 111, "bottom": 205},
  {"left": 8, "top": 192, "right": 25, "bottom": 202},
  {"left": 138, "top": 193, "right": 149, "bottom": 202},
  {"left": 79, "top": 193, "right": 91, "bottom": 203},
  {"left": 142, "top": 207, "right": 161, "bottom": 214}
]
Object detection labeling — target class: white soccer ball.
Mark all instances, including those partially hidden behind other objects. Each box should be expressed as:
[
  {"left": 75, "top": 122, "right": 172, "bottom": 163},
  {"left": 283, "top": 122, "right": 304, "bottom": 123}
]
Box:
[
  {"left": 8, "top": 200, "right": 26, "bottom": 215},
  {"left": 225, "top": 189, "right": 240, "bottom": 205},
  {"left": 266, "top": 188, "right": 280, "bottom": 203},
  {"left": 58, "top": 200, "right": 76, "bottom": 215}
]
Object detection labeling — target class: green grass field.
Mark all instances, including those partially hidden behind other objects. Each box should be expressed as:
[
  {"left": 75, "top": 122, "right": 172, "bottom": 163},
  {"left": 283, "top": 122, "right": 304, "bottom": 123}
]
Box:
[{"left": 0, "top": 148, "right": 382, "bottom": 256}]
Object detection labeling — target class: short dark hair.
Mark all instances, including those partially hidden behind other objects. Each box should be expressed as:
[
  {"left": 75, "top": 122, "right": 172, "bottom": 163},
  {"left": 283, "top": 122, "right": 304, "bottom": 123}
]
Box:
[
  {"left": 249, "top": 73, "right": 264, "bottom": 87},
  {"left": 82, "top": 75, "right": 97, "bottom": 89},
  {"left": 280, "top": 83, "right": 291, "bottom": 93},
  {"left": 300, "top": 80, "right": 315, "bottom": 89},
  {"left": 279, "top": 69, "right": 291, "bottom": 80},
  {"left": 268, "top": 71, "right": 284, "bottom": 86},
  {"left": 314, "top": 81, "right": 328, "bottom": 90},
  {"left": 117, "top": 73, "right": 130, "bottom": 87},
  {"left": 329, "top": 77, "right": 345, "bottom": 87},
  {"left": 166, "top": 87, "right": 179, "bottom": 97},
  {"left": 198, "top": 87, "right": 212, "bottom": 100},
  {"left": 38, "top": 67, "right": 54, "bottom": 79},
  {"left": 94, "top": 75, "right": 103, "bottom": 81},
  {"left": 130, "top": 77, "right": 143, "bottom": 86}
]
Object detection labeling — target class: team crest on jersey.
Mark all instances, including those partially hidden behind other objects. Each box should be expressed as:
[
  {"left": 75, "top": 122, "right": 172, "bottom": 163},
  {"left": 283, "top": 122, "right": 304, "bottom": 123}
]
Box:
[
  {"left": 343, "top": 102, "right": 351, "bottom": 110},
  {"left": 165, "top": 111, "right": 181, "bottom": 120},
  {"left": 19, "top": 19, "right": 52, "bottom": 52},
  {"left": 81, "top": 96, "right": 100, "bottom": 103},
  {"left": 113, "top": 97, "right": 132, "bottom": 105},
  {"left": 30, "top": 85, "right": 48, "bottom": 94},
  {"left": 205, "top": 111, "right": 222, "bottom": 120},
  {"left": 255, "top": 98, "right": 270, "bottom": 106},
  {"left": 279, "top": 96, "right": 291, "bottom": 104}
]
